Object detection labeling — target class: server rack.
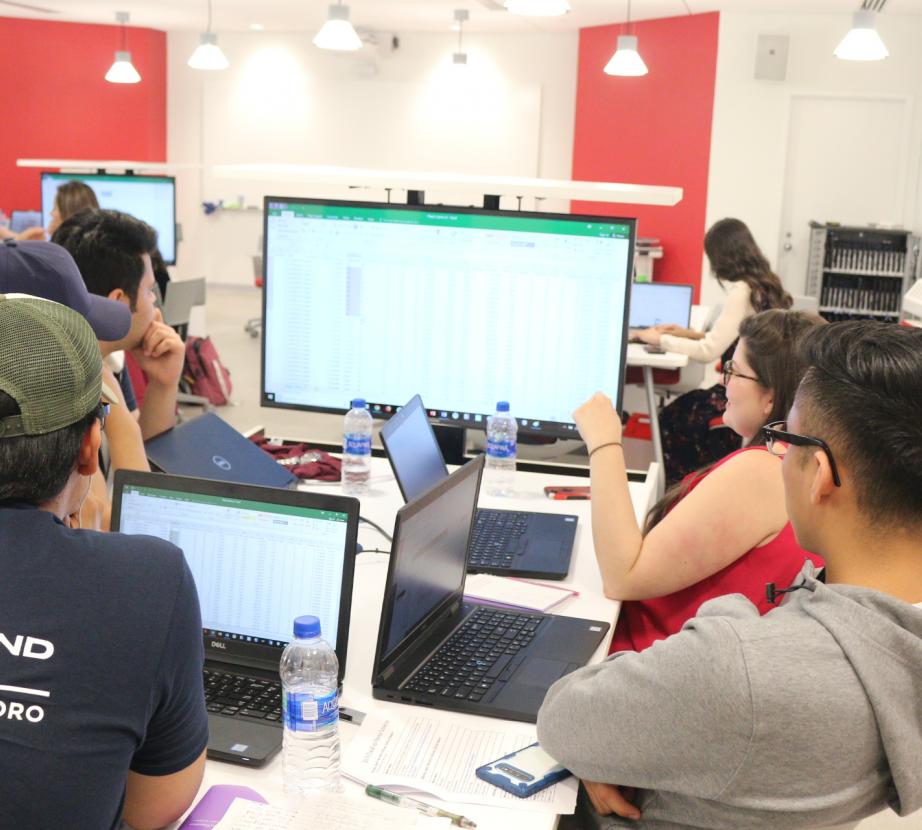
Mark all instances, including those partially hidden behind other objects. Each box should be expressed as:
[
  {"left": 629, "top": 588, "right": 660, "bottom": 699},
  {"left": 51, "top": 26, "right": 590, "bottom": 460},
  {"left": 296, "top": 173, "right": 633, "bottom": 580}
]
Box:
[{"left": 805, "top": 222, "right": 920, "bottom": 322}]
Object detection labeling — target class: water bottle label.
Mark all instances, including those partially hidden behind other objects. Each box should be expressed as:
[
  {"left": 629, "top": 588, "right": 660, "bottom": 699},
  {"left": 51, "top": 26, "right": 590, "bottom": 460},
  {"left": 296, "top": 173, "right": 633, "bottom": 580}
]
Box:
[
  {"left": 283, "top": 689, "right": 339, "bottom": 732},
  {"left": 486, "top": 438, "right": 516, "bottom": 459},
  {"left": 344, "top": 434, "right": 372, "bottom": 456}
]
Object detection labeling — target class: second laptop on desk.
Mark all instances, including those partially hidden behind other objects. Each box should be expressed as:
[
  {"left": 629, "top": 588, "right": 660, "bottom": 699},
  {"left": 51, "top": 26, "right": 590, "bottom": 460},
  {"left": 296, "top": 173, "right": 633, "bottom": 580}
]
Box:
[
  {"left": 381, "top": 395, "right": 578, "bottom": 580},
  {"left": 372, "top": 454, "right": 609, "bottom": 723}
]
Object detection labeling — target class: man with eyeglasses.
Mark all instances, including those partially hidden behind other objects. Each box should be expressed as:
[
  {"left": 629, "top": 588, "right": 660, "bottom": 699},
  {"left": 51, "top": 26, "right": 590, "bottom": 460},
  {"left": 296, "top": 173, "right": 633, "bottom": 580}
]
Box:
[
  {"left": 0, "top": 295, "right": 207, "bottom": 828},
  {"left": 538, "top": 320, "right": 922, "bottom": 827}
]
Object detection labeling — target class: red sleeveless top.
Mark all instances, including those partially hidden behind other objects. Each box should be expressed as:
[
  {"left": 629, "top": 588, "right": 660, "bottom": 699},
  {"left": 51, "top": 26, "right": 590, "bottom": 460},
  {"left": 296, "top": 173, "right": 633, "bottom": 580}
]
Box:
[{"left": 609, "top": 446, "right": 823, "bottom": 654}]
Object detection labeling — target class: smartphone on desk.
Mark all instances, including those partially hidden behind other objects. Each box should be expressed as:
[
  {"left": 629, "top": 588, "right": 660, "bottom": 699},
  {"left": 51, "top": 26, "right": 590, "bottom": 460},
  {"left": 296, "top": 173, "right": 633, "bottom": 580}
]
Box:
[
  {"left": 476, "top": 743, "right": 571, "bottom": 798},
  {"left": 544, "top": 485, "right": 590, "bottom": 500},
  {"left": 643, "top": 344, "right": 666, "bottom": 354}
]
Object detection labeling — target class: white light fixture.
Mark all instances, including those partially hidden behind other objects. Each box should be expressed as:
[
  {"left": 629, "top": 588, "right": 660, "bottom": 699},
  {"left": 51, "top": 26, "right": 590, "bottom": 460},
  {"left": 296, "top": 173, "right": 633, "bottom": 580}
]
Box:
[
  {"left": 505, "top": 0, "right": 571, "bottom": 16},
  {"left": 834, "top": 5, "right": 889, "bottom": 61},
  {"left": 604, "top": 0, "right": 648, "bottom": 77},
  {"left": 453, "top": 9, "right": 469, "bottom": 66},
  {"left": 105, "top": 12, "right": 141, "bottom": 84},
  {"left": 189, "top": 0, "right": 229, "bottom": 70},
  {"left": 313, "top": 2, "right": 363, "bottom": 51}
]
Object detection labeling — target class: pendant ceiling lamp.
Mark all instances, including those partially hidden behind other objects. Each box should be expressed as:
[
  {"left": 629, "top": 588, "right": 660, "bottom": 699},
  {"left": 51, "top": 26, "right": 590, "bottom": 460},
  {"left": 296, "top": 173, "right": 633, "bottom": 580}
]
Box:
[
  {"left": 314, "top": 2, "right": 363, "bottom": 51},
  {"left": 604, "top": 0, "right": 648, "bottom": 77},
  {"left": 835, "top": 0, "right": 889, "bottom": 61},
  {"left": 105, "top": 12, "right": 141, "bottom": 84},
  {"left": 453, "top": 9, "right": 469, "bottom": 66},
  {"left": 189, "top": 0, "right": 230, "bottom": 70}
]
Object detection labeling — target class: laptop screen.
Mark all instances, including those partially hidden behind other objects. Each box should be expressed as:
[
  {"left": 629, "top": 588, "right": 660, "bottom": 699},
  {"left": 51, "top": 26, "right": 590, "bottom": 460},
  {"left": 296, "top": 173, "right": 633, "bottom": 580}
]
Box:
[
  {"left": 381, "top": 456, "right": 483, "bottom": 660},
  {"left": 116, "top": 482, "right": 350, "bottom": 649},
  {"left": 629, "top": 282, "right": 694, "bottom": 329},
  {"left": 381, "top": 395, "right": 449, "bottom": 502}
]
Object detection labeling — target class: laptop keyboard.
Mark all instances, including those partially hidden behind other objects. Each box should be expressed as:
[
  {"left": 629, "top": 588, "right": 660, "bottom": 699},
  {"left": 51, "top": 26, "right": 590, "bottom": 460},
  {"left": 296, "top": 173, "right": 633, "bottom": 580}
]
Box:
[
  {"left": 402, "top": 607, "right": 542, "bottom": 702},
  {"left": 204, "top": 669, "right": 282, "bottom": 723},
  {"left": 468, "top": 510, "right": 529, "bottom": 569}
]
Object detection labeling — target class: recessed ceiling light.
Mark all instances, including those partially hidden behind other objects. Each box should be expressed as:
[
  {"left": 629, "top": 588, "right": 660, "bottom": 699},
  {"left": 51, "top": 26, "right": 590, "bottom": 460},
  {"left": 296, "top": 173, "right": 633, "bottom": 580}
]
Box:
[{"left": 250, "top": 23, "right": 264, "bottom": 31}]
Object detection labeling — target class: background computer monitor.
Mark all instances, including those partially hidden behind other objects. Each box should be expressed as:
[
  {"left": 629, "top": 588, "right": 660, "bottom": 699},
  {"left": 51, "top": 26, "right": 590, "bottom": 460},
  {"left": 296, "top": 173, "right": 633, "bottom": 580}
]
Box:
[
  {"left": 629, "top": 282, "right": 694, "bottom": 329},
  {"left": 261, "top": 197, "right": 635, "bottom": 439},
  {"left": 40, "top": 172, "right": 177, "bottom": 264}
]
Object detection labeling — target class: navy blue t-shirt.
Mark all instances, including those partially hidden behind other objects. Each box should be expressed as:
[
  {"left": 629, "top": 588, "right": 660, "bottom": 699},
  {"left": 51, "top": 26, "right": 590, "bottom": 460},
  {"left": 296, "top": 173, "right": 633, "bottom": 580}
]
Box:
[{"left": 0, "top": 504, "right": 209, "bottom": 829}]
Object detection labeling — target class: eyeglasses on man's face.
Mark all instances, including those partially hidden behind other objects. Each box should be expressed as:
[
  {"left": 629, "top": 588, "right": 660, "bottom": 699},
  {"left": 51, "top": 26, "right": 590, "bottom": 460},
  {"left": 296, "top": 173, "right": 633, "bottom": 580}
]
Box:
[
  {"left": 721, "top": 359, "right": 760, "bottom": 387},
  {"left": 762, "top": 420, "right": 842, "bottom": 487},
  {"left": 96, "top": 401, "right": 110, "bottom": 430}
]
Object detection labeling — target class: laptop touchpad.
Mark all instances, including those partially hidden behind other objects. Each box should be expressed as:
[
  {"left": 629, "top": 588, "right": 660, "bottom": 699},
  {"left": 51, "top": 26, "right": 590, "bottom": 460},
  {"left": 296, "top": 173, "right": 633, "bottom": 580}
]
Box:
[{"left": 515, "top": 657, "right": 569, "bottom": 688}]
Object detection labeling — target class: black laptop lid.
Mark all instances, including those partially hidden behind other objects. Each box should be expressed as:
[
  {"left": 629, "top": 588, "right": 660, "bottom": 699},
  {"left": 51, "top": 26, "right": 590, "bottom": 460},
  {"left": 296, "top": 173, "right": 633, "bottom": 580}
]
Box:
[
  {"left": 375, "top": 455, "right": 484, "bottom": 673},
  {"left": 629, "top": 282, "right": 694, "bottom": 329},
  {"left": 111, "top": 471, "right": 360, "bottom": 684},
  {"left": 380, "top": 394, "right": 450, "bottom": 503},
  {"left": 144, "top": 412, "right": 297, "bottom": 489}
]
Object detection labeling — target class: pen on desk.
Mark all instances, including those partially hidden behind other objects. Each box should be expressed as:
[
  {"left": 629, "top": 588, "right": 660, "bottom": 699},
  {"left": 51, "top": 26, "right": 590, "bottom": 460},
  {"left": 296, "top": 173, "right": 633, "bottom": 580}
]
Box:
[{"left": 365, "top": 784, "right": 477, "bottom": 828}]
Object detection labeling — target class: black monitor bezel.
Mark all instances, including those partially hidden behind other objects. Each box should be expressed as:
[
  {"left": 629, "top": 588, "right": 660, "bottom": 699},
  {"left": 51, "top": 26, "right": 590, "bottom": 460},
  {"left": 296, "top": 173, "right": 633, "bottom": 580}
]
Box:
[
  {"left": 110, "top": 469, "right": 360, "bottom": 684},
  {"left": 40, "top": 171, "right": 178, "bottom": 265},
  {"left": 260, "top": 195, "right": 635, "bottom": 438}
]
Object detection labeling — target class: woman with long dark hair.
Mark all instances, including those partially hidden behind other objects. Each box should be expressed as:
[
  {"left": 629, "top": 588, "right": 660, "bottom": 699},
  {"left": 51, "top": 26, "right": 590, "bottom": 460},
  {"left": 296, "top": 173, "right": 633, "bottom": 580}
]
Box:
[
  {"left": 635, "top": 218, "right": 792, "bottom": 483},
  {"left": 576, "top": 309, "right": 825, "bottom": 654}
]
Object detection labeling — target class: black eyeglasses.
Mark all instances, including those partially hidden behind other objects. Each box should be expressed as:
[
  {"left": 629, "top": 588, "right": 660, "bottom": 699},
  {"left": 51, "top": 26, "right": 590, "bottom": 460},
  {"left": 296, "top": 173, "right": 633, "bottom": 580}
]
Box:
[
  {"left": 762, "top": 420, "right": 842, "bottom": 487},
  {"left": 96, "top": 401, "right": 110, "bottom": 430},
  {"left": 721, "top": 359, "right": 760, "bottom": 387}
]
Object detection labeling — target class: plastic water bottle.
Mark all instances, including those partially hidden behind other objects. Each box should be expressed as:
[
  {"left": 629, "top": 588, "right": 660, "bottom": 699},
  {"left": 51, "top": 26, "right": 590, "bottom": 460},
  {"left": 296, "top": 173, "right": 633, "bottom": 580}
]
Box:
[
  {"left": 280, "top": 615, "right": 341, "bottom": 795},
  {"left": 485, "top": 401, "right": 517, "bottom": 496},
  {"left": 342, "top": 398, "right": 372, "bottom": 495}
]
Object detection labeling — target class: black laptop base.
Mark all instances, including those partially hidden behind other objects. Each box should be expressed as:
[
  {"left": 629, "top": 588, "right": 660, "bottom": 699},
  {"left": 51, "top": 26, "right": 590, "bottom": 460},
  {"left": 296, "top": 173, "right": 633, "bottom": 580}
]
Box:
[{"left": 373, "top": 601, "right": 609, "bottom": 724}]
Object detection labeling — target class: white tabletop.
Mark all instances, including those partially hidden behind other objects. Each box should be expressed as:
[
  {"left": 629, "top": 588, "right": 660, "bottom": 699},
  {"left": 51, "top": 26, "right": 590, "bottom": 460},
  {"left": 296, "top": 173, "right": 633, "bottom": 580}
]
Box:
[{"left": 173, "top": 457, "right": 659, "bottom": 829}]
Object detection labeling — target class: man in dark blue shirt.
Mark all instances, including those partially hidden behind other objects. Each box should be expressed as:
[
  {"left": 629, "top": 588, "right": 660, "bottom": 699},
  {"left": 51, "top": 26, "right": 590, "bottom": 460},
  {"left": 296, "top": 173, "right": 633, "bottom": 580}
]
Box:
[{"left": 0, "top": 292, "right": 208, "bottom": 828}]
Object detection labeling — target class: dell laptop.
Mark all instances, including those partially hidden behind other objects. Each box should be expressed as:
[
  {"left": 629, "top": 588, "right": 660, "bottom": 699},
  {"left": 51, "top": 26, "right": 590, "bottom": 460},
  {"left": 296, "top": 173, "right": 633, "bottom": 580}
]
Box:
[
  {"left": 145, "top": 411, "right": 297, "bottom": 489},
  {"left": 372, "top": 455, "right": 609, "bottom": 724},
  {"left": 111, "top": 470, "right": 360, "bottom": 766},
  {"left": 381, "top": 395, "right": 578, "bottom": 580},
  {"left": 629, "top": 282, "right": 694, "bottom": 330}
]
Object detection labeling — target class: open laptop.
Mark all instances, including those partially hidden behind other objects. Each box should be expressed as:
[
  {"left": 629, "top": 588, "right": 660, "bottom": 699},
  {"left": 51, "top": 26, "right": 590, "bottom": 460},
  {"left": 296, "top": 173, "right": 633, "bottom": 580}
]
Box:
[
  {"left": 111, "top": 470, "right": 360, "bottom": 766},
  {"left": 145, "top": 411, "right": 297, "bottom": 489},
  {"left": 381, "top": 395, "right": 578, "bottom": 580},
  {"left": 629, "top": 282, "right": 694, "bottom": 330},
  {"left": 9, "top": 210, "right": 42, "bottom": 234},
  {"left": 372, "top": 455, "right": 609, "bottom": 723}
]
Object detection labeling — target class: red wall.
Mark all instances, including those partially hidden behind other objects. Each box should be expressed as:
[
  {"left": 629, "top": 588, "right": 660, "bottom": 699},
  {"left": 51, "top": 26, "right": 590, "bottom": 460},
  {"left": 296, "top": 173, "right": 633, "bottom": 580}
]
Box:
[
  {"left": 0, "top": 16, "right": 166, "bottom": 215},
  {"left": 572, "top": 12, "right": 719, "bottom": 300}
]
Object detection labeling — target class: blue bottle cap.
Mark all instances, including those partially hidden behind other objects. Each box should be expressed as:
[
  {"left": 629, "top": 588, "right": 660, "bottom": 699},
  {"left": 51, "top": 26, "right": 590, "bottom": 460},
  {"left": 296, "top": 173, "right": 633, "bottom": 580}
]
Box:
[
  {"left": 496, "top": 401, "right": 510, "bottom": 412},
  {"left": 293, "top": 615, "right": 321, "bottom": 639},
  {"left": 351, "top": 398, "right": 367, "bottom": 409}
]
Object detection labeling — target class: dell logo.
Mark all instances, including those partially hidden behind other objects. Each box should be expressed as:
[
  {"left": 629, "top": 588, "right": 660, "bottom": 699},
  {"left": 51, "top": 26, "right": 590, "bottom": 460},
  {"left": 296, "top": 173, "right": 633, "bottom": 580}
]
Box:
[
  {"left": 210, "top": 641, "right": 227, "bottom": 650},
  {"left": 212, "top": 455, "right": 232, "bottom": 471}
]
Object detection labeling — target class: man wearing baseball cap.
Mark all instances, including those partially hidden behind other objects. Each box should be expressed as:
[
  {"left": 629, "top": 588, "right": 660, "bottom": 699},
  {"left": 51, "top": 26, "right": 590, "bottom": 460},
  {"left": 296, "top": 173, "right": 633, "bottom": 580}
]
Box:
[{"left": 0, "top": 295, "right": 207, "bottom": 828}]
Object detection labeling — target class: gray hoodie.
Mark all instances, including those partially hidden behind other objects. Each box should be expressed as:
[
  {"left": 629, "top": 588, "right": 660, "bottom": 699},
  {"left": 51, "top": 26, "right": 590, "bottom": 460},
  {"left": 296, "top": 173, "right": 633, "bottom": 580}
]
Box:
[{"left": 537, "top": 564, "right": 922, "bottom": 829}]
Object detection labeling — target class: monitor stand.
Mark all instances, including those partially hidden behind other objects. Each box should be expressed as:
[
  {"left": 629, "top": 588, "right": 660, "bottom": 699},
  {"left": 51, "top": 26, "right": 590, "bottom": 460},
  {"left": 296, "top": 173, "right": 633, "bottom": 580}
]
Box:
[{"left": 433, "top": 424, "right": 466, "bottom": 466}]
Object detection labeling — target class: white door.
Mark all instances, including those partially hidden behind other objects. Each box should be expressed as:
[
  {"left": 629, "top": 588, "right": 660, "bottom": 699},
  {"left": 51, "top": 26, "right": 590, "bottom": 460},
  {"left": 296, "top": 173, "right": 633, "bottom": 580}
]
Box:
[{"left": 777, "top": 94, "right": 910, "bottom": 295}]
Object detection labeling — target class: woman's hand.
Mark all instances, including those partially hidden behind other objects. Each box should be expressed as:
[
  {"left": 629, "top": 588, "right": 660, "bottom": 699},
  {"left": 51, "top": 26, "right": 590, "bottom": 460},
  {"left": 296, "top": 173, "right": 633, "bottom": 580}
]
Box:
[
  {"left": 634, "top": 327, "right": 663, "bottom": 346},
  {"left": 583, "top": 780, "right": 642, "bottom": 820},
  {"left": 573, "top": 392, "right": 623, "bottom": 453}
]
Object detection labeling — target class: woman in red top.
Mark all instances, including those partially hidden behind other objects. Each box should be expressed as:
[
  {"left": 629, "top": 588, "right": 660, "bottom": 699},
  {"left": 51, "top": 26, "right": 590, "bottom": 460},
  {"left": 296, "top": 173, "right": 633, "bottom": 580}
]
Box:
[{"left": 574, "top": 309, "right": 826, "bottom": 653}]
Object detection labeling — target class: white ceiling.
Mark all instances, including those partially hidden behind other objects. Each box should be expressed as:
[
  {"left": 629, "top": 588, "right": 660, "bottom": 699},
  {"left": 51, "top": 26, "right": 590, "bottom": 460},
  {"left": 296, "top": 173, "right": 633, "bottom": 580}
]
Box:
[{"left": 0, "top": 0, "right": 918, "bottom": 34}]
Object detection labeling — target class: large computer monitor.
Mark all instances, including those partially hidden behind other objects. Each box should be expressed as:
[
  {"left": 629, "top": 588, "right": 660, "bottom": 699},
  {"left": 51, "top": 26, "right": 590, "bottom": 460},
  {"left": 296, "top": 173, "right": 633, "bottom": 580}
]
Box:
[
  {"left": 260, "top": 197, "right": 635, "bottom": 439},
  {"left": 40, "top": 172, "right": 177, "bottom": 264}
]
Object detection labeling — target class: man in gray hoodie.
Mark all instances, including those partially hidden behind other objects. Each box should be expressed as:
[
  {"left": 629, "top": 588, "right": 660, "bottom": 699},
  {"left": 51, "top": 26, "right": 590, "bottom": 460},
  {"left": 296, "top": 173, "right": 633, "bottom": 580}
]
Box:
[{"left": 537, "top": 320, "right": 922, "bottom": 829}]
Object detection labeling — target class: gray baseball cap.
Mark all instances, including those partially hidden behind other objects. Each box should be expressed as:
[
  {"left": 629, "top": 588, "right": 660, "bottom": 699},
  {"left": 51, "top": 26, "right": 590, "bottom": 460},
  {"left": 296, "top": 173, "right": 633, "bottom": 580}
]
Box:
[
  {"left": 0, "top": 295, "right": 103, "bottom": 437},
  {"left": 0, "top": 239, "right": 131, "bottom": 342}
]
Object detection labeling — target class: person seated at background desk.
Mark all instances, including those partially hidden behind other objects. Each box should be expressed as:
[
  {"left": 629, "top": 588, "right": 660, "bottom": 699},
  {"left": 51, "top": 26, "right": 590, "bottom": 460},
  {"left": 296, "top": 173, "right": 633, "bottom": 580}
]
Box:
[
  {"left": 576, "top": 310, "right": 825, "bottom": 653},
  {"left": 0, "top": 239, "right": 141, "bottom": 529},
  {"left": 633, "top": 218, "right": 792, "bottom": 485},
  {"left": 52, "top": 208, "right": 184, "bottom": 444},
  {"left": 0, "top": 296, "right": 207, "bottom": 829},
  {"left": 539, "top": 319, "right": 922, "bottom": 829}
]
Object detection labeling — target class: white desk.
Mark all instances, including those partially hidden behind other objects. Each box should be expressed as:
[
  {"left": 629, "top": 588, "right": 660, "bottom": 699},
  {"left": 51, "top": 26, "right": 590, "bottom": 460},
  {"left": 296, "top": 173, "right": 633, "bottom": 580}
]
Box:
[{"left": 173, "top": 457, "right": 659, "bottom": 829}]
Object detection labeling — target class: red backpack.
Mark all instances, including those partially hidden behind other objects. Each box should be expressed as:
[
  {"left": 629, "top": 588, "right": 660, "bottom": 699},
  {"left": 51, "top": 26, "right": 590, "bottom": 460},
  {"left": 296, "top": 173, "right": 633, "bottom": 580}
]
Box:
[{"left": 183, "top": 335, "right": 232, "bottom": 406}]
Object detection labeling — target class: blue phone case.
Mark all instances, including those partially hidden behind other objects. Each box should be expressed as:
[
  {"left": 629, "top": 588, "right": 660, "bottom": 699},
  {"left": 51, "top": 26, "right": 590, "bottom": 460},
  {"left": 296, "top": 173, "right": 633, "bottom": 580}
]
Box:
[{"left": 475, "top": 743, "right": 571, "bottom": 798}]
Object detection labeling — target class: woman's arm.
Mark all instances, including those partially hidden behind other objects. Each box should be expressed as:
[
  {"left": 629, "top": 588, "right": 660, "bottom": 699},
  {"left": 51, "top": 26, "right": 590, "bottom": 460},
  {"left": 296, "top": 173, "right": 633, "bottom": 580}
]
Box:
[
  {"left": 658, "top": 282, "right": 751, "bottom": 363},
  {"left": 575, "top": 393, "right": 788, "bottom": 601}
]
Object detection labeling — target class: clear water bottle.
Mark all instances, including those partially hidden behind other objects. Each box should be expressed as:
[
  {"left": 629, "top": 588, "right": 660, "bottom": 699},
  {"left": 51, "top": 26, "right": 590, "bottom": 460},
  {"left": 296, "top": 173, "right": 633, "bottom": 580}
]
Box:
[
  {"left": 342, "top": 398, "right": 372, "bottom": 495},
  {"left": 280, "top": 615, "right": 341, "bottom": 795},
  {"left": 485, "top": 401, "right": 517, "bottom": 496}
]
